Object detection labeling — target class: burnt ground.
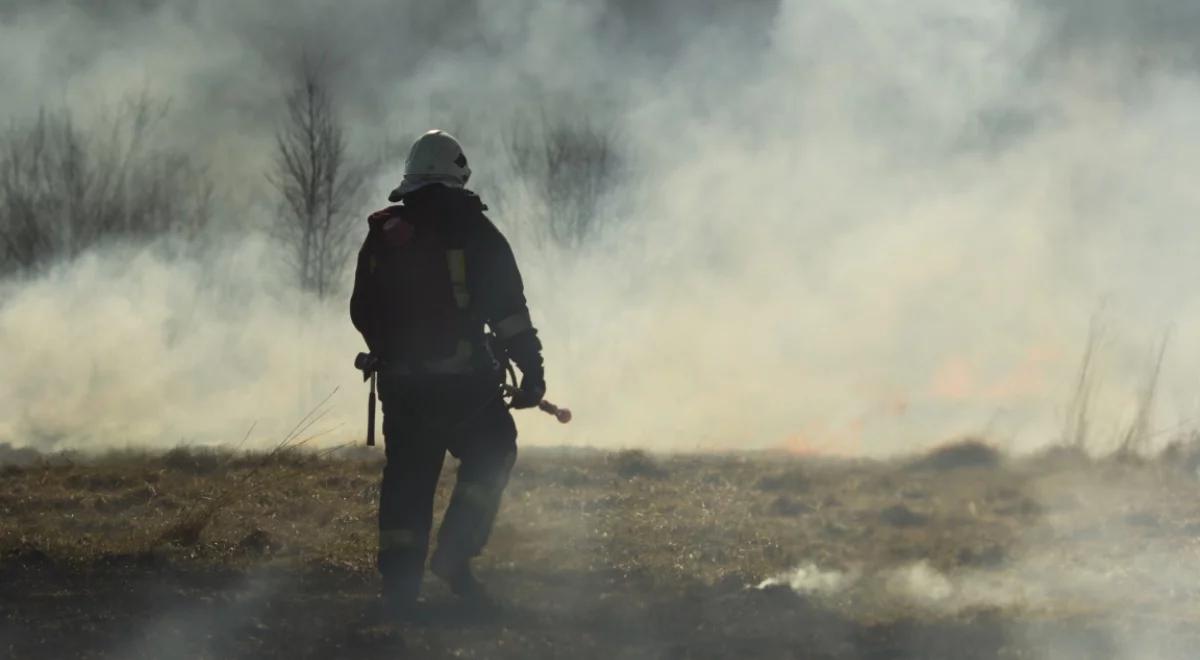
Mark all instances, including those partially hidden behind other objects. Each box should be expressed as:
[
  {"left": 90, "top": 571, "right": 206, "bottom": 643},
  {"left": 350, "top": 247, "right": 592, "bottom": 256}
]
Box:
[{"left": 1, "top": 443, "right": 1198, "bottom": 659}]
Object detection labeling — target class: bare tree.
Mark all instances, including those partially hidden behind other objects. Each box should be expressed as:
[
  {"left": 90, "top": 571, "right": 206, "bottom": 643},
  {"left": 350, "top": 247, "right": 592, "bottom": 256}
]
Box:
[
  {"left": 506, "top": 110, "right": 621, "bottom": 249},
  {"left": 0, "top": 96, "right": 211, "bottom": 275},
  {"left": 268, "top": 61, "right": 368, "bottom": 299}
]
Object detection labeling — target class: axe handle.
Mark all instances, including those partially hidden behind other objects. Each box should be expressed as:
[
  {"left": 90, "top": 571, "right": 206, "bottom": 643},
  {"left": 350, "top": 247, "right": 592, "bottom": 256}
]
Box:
[{"left": 366, "top": 372, "right": 377, "bottom": 446}]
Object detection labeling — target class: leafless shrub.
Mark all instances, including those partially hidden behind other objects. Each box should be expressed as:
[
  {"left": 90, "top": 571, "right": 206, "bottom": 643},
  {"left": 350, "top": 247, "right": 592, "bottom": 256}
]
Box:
[
  {"left": 267, "top": 59, "right": 369, "bottom": 298},
  {"left": 506, "top": 109, "right": 622, "bottom": 248},
  {"left": 0, "top": 96, "right": 211, "bottom": 274}
]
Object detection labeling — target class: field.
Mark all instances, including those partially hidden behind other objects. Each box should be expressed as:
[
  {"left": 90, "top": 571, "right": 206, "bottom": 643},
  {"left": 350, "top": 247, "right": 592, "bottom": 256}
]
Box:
[{"left": 2, "top": 441, "right": 1199, "bottom": 659}]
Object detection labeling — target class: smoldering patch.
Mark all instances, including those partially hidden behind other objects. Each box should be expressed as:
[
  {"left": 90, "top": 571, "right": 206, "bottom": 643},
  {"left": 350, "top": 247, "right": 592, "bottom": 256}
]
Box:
[{"left": 756, "top": 562, "right": 856, "bottom": 596}]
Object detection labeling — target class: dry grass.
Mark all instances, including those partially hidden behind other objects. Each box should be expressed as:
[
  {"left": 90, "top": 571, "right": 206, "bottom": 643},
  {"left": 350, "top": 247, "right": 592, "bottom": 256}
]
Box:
[{"left": 2, "top": 442, "right": 1200, "bottom": 658}]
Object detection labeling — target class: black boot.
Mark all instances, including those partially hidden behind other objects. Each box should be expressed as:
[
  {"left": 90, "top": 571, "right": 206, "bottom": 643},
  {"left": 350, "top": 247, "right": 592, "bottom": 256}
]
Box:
[
  {"left": 430, "top": 550, "right": 488, "bottom": 600},
  {"left": 433, "top": 479, "right": 502, "bottom": 601},
  {"left": 378, "top": 528, "right": 430, "bottom": 622},
  {"left": 380, "top": 571, "right": 425, "bottom": 621}
]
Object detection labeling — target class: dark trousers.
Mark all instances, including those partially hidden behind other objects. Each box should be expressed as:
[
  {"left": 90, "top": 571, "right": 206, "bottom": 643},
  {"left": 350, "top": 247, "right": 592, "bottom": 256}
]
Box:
[{"left": 376, "top": 375, "right": 517, "bottom": 595}]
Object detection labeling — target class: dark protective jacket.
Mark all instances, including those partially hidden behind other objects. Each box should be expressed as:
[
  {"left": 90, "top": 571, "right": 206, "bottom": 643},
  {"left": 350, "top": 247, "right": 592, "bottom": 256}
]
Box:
[{"left": 350, "top": 184, "right": 543, "bottom": 380}]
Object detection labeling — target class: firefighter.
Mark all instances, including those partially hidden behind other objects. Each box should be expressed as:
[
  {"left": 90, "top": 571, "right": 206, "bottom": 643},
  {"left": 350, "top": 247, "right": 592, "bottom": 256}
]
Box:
[{"left": 350, "top": 130, "right": 546, "bottom": 613}]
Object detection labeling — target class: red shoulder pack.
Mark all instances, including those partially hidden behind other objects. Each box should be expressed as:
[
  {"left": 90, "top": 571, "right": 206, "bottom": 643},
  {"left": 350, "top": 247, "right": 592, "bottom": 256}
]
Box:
[
  {"left": 368, "top": 206, "right": 416, "bottom": 247},
  {"left": 366, "top": 202, "right": 475, "bottom": 367}
]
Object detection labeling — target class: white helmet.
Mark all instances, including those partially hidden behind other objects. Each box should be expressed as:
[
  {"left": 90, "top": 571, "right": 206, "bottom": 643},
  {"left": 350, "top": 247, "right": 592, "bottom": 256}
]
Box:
[{"left": 388, "top": 129, "right": 471, "bottom": 201}]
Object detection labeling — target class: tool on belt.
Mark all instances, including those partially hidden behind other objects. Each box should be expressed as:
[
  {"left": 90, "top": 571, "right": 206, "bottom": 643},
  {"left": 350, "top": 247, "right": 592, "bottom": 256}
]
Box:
[
  {"left": 355, "top": 352, "right": 571, "bottom": 446},
  {"left": 355, "top": 353, "right": 380, "bottom": 447}
]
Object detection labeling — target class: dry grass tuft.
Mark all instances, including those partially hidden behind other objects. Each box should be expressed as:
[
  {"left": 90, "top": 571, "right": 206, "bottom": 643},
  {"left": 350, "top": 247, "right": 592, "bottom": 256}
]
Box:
[
  {"left": 0, "top": 442, "right": 43, "bottom": 467},
  {"left": 1159, "top": 432, "right": 1200, "bottom": 476},
  {"left": 906, "top": 439, "right": 1001, "bottom": 472},
  {"left": 161, "top": 446, "right": 225, "bottom": 474},
  {"left": 152, "top": 393, "right": 340, "bottom": 549},
  {"left": 757, "top": 468, "right": 809, "bottom": 492},
  {"left": 1026, "top": 444, "right": 1092, "bottom": 472},
  {"left": 611, "top": 449, "right": 668, "bottom": 480},
  {"left": 768, "top": 495, "right": 813, "bottom": 516},
  {"left": 879, "top": 503, "right": 930, "bottom": 527}
]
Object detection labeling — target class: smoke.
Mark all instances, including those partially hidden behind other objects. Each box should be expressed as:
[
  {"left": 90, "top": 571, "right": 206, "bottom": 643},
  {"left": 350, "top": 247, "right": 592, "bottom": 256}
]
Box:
[
  {"left": 759, "top": 555, "right": 1197, "bottom": 659},
  {"left": 0, "top": 238, "right": 357, "bottom": 447},
  {"left": 757, "top": 560, "right": 1026, "bottom": 615},
  {"left": 757, "top": 562, "right": 853, "bottom": 596},
  {"left": 3, "top": 0, "right": 1200, "bottom": 454},
  {"left": 110, "top": 569, "right": 285, "bottom": 659},
  {"left": 754, "top": 461, "right": 1200, "bottom": 658}
]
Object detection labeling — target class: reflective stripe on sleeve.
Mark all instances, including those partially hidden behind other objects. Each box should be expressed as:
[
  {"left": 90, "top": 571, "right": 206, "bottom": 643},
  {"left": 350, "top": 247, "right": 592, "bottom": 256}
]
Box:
[
  {"left": 493, "top": 311, "right": 533, "bottom": 340},
  {"left": 455, "top": 482, "right": 499, "bottom": 509},
  {"left": 446, "top": 250, "right": 470, "bottom": 309},
  {"left": 379, "top": 529, "right": 424, "bottom": 551}
]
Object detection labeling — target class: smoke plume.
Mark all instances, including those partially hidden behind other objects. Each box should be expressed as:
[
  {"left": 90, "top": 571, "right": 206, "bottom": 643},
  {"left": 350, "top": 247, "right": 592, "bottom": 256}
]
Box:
[{"left": 3, "top": 0, "right": 1200, "bottom": 454}]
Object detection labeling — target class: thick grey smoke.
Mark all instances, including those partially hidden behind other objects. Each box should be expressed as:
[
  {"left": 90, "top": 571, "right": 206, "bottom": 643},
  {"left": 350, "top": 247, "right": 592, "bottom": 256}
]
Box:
[{"left": 3, "top": 0, "right": 1200, "bottom": 454}]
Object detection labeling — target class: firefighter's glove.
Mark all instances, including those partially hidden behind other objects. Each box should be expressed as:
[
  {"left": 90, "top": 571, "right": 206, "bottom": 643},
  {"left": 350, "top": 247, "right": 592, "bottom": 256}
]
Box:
[{"left": 511, "top": 370, "right": 546, "bottom": 410}]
